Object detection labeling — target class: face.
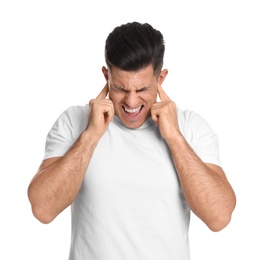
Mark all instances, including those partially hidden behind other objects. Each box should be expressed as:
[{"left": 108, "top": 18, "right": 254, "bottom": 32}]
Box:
[{"left": 102, "top": 64, "right": 168, "bottom": 129}]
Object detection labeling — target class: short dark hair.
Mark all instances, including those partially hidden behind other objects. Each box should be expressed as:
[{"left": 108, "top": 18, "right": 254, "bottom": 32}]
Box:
[{"left": 105, "top": 22, "right": 165, "bottom": 76}]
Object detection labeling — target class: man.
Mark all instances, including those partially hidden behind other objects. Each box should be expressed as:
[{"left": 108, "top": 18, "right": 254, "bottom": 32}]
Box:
[{"left": 28, "top": 22, "right": 236, "bottom": 259}]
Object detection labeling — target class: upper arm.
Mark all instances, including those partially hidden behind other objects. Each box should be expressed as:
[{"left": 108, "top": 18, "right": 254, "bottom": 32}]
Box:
[{"left": 29, "top": 157, "right": 63, "bottom": 184}]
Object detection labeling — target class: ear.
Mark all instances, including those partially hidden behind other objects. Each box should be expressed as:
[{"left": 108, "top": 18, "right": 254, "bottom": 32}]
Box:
[
  {"left": 157, "top": 69, "right": 168, "bottom": 85},
  {"left": 102, "top": 66, "right": 109, "bottom": 81}
]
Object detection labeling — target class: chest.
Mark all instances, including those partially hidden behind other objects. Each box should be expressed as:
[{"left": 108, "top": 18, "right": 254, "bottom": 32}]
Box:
[{"left": 80, "top": 122, "right": 181, "bottom": 209}]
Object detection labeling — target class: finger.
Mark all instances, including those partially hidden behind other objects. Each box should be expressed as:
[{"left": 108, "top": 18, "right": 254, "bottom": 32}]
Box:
[
  {"left": 104, "top": 105, "right": 115, "bottom": 123},
  {"left": 150, "top": 110, "right": 159, "bottom": 125},
  {"left": 96, "top": 83, "right": 109, "bottom": 100},
  {"left": 157, "top": 84, "right": 171, "bottom": 102}
]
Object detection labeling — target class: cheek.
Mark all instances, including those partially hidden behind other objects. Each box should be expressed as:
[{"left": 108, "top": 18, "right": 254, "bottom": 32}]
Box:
[
  {"left": 109, "top": 92, "right": 123, "bottom": 105},
  {"left": 141, "top": 92, "right": 157, "bottom": 104},
  {"left": 109, "top": 90, "right": 116, "bottom": 101}
]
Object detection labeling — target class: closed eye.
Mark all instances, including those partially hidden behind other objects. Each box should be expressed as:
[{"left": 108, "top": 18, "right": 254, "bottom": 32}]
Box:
[
  {"left": 136, "top": 87, "right": 149, "bottom": 93},
  {"left": 112, "top": 85, "right": 150, "bottom": 93},
  {"left": 113, "top": 86, "right": 129, "bottom": 93}
]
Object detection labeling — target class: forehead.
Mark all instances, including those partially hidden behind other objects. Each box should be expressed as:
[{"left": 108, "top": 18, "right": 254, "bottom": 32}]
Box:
[{"left": 109, "top": 65, "right": 157, "bottom": 89}]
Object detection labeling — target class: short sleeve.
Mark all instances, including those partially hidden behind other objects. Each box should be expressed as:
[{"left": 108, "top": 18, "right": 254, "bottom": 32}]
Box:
[
  {"left": 44, "top": 107, "right": 77, "bottom": 159},
  {"left": 179, "top": 110, "right": 221, "bottom": 167}
]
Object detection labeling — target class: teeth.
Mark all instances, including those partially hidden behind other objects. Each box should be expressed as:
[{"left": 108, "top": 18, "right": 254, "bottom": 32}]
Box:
[{"left": 124, "top": 106, "right": 142, "bottom": 113}]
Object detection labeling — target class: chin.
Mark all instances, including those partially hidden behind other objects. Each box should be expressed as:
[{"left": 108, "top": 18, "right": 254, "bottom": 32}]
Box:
[{"left": 121, "top": 118, "right": 146, "bottom": 129}]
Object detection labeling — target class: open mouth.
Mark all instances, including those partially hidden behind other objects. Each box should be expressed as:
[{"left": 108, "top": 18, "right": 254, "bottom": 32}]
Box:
[{"left": 122, "top": 105, "right": 144, "bottom": 116}]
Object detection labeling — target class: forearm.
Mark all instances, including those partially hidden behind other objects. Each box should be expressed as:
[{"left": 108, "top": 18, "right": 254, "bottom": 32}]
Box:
[
  {"left": 28, "top": 130, "right": 98, "bottom": 223},
  {"left": 166, "top": 134, "right": 236, "bottom": 231}
]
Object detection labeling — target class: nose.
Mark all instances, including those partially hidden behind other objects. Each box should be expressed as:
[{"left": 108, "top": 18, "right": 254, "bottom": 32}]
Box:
[{"left": 124, "top": 91, "right": 140, "bottom": 108}]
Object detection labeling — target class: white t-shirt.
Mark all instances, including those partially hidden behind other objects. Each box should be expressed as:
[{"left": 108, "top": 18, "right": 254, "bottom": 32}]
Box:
[{"left": 44, "top": 105, "right": 221, "bottom": 260}]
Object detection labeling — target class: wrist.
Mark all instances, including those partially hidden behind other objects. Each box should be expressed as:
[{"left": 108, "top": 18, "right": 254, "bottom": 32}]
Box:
[
  {"left": 165, "top": 131, "right": 186, "bottom": 148},
  {"left": 80, "top": 130, "right": 100, "bottom": 148}
]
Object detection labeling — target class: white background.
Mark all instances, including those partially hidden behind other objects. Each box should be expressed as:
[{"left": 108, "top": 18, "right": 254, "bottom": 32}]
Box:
[{"left": 1, "top": 0, "right": 265, "bottom": 259}]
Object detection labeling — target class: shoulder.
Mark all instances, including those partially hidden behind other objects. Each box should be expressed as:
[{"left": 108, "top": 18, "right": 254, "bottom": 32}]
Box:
[
  {"left": 63, "top": 104, "right": 89, "bottom": 118},
  {"left": 60, "top": 104, "right": 89, "bottom": 125},
  {"left": 51, "top": 104, "right": 89, "bottom": 137},
  {"left": 178, "top": 109, "right": 216, "bottom": 141},
  {"left": 178, "top": 109, "right": 209, "bottom": 128}
]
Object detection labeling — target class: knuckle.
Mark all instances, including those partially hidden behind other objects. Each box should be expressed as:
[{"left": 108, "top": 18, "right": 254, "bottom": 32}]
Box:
[
  {"left": 89, "top": 99, "right": 95, "bottom": 106},
  {"left": 169, "top": 101, "right": 176, "bottom": 109}
]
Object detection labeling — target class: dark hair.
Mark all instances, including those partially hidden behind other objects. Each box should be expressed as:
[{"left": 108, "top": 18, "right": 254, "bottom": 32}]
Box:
[{"left": 105, "top": 22, "right": 165, "bottom": 76}]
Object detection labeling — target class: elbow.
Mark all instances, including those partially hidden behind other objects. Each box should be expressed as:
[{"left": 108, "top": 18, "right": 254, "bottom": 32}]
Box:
[
  {"left": 28, "top": 186, "right": 56, "bottom": 224},
  {"left": 206, "top": 214, "right": 232, "bottom": 232},
  {"left": 206, "top": 203, "right": 236, "bottom": 232},
  {"left": 30, "top": 205, "right": 56, "bottom": 224},
  {"left": 208, "top": 193, "right": 237, "bottom": 232}
]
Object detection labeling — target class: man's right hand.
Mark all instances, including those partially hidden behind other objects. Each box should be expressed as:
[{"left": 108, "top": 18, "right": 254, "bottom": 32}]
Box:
[{"left": 86, "top": 83, "right": 114, "bottom": 139}]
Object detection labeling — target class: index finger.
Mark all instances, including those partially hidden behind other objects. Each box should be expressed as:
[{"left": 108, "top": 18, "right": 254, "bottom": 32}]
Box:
[
  {"left": 157, "top": 84, "right": 171, "bottom": 102},
  {"left": 96, "top": 83, "right": 109, "bottom": 100}
]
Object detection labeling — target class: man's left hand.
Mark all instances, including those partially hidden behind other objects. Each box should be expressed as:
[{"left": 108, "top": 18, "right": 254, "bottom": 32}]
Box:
[{"left": 151, "top": 84, "right": 181, "bottom": 140}]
